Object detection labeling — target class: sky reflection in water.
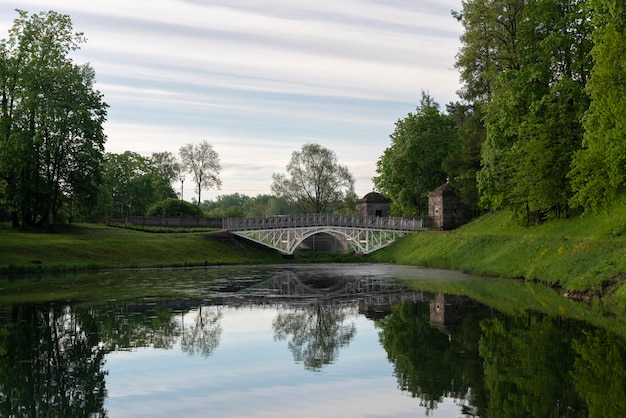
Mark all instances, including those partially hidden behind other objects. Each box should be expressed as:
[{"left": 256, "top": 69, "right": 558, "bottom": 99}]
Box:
[{"left": 104, "top": 306, "right": 465, "bottom": 418}]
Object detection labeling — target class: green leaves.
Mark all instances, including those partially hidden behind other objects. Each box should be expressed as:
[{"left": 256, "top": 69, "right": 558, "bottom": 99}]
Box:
[
  {"left": 373, "top": 92, "right": 458, "bottom": 216},
  {"left": 569, "top": 1, "right": 626, "bottom": 211},
  {"left": 0, "top": 10, "right": 107, "bottom": 226},
  {"left": 456, "top": 0, "right": 594, "bottom": 221},
  {"left": 179, "top": 141, "right": 222, "bottom": 205},
  {"left": 271, "top": 142, "right": 355, "bottom": 213}
]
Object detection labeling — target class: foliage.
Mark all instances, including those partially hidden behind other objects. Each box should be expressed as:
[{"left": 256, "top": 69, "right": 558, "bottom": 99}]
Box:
[
  {"left": 201, "top": 193, "right": 249, "bottom": 218},
  {"left": 373, "top": 92, "right": 459, "bottom": 216},
  {"left": 146, "top": 198, "right": 204, "bottom": 217},
  {"left": 0, "top": 10, "right": 108, "bottom": 227},
  {"left": 241, "top": 194, "right": 296, "bottom": 216},
  {"left": 96, "top": 151, "right": 176, "bottom": 219},
  {"left": 569, "top": 0, "right": 626, "bottom": 211},
  {"left": 369, "top": 195, "right": 626, "bottom": 309},
  {"left": 199, "top": 193, "right": 299, "bottom": 217},
  {"left": 151, "top": 151, "right": 181, "bottom": 185},
  {"left": 271, "top": 143, "right": 355, "bottom": 213},
  {"left": 443, "top": 102, "right": 486, "bottom": 207},
  {"left": 455, "top": 0, "right": 593, "bottom": 222},
  {"left": 179, "top": 141, "right": 222, "bottom": 205}
]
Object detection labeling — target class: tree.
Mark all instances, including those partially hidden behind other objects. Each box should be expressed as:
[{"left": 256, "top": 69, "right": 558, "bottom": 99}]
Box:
[
  {"left": 271, "top": 143, "right": 355, "bottom": 213},
  {"left": 201, "top": 193, "right": 249, "bottom": 217},
  {"left": 0, "top": 10, "right": 107, "bottom": 227},
  {"left": 373, "top": 92, "right": 459, "bottom": 216},
  {"left": 97, "top": 151, "right": 176, "bottom": 219},
  {"left": 455, "top": 0, "right": 592, "bottom": 221},
  {"left": 179, "top": 141, "right": 222, "bottom": 206},
  {"left": 443, "top": 102, "right": 486, "bottom": 207},
  {"left": 150, "top": 151, "right": 180, "bottom": 185},
  {"left": 242, "top": 194, "right": 295, "bottom": 216},
  {"left": 569, "top": 0, "right": 626, "bottom": 211},
  {"left": 146, "top": 198, "right": 203, "bottom": 217}
]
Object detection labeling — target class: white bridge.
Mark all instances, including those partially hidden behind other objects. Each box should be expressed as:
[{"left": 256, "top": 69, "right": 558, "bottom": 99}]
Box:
[{"left": 222, "top": 214, "right": 426, "bottom": 255}]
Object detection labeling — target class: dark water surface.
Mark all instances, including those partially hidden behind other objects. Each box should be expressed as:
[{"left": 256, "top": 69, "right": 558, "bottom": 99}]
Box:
[{"left": 1, "top": 264, "right": 625, "bottom": 417}]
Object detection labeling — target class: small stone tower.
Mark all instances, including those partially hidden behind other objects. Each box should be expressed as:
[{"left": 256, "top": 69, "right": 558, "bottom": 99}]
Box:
[
  {"left": 356, "top": 192, "right": 391, "bottom": 217},
  {"left": 427, "top": 182, "right": 470, "bottom": 229}
]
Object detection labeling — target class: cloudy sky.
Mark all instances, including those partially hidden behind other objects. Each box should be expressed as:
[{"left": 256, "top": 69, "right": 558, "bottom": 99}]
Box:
[{"left": 0, "top": 0, "right": 464, "bottom": 201}]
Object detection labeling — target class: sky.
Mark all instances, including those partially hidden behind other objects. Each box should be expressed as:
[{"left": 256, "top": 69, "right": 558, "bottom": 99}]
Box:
[
  {"left": 0, "top": 0, "right": 464, "bottom": 202},
  {"left": 104, "top": 305, "right": 471, "bottom": 417}
]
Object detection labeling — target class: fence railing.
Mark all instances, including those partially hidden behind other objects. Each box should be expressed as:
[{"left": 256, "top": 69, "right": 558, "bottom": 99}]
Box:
[
  {"left": 109, "top": 216, "right": 222, "bottom": 228},
  {"left": 223, "top": 214, "right": 427, "bottom": 232}
]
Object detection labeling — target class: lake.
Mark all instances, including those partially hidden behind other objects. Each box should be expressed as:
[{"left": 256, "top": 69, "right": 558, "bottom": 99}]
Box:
[{"left": 1, "top": 264, "right": 625, "bottom": 417}]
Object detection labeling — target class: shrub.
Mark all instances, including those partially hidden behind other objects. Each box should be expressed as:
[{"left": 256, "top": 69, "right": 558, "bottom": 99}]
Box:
[{"left": 146, "top": 198, "right": 204, "bottom": 217}]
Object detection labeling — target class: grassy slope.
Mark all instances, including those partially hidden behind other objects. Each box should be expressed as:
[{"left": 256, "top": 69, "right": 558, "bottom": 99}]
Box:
[
  {"left": 369, "top": 197, "right": 626, "bottom": 305},
  {"left": 0, "top": 224, "right": 283, "bottom": 273},
  {"left": 3, "top": 198, "right": 626, "bottom": 304}
]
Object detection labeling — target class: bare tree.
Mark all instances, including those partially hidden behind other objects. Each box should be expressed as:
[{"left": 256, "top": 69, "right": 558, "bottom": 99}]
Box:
[{"left": 179, "top": 141, "right": 222, "bottom": 205}]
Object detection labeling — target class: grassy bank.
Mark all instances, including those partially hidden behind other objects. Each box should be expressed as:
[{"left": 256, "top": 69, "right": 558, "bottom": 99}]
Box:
[
  {"left": 3, "top": 199, "right": 626, "bottom": 308},
  {"left": 369, "top": 198, "right": 626, "bottom": 306},
  {"left": 0, "top": 224, "right": 283, "bottom": 273}
]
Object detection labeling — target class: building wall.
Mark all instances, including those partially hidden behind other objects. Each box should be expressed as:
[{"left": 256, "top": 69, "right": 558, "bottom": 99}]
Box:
[
  {"left": 357, "top": 201, "right": 391, "bottom": 217},
  {"left": 428, "top": 189, "right": 471, "bottom": 230}
]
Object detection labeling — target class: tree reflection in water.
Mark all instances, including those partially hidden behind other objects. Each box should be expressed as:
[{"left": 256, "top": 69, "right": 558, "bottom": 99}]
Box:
[
  {"left": 377, "top": 294, "right": 626, "bottom": 417},
  {"left": 180, "top": 306, "right": 222, "bottom": 358},
  {"left": 273, "top": 302, "right": 356, "bottom": 371},
  {"left": 0, "top": 305, "right": 108, "bottom": 418},
  {"left": 2, "top": 267, "right": 626, "bottom": 417}
]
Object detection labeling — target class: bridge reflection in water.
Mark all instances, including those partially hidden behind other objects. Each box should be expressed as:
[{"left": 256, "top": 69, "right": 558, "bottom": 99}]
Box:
[{"left": 223, "top": 213, "right": 426, "bottom": 254}]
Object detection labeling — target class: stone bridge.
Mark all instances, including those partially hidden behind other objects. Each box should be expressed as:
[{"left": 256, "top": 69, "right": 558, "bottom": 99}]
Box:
[{"left": 222, "top": 213, "right": 425, "bottom": 255}]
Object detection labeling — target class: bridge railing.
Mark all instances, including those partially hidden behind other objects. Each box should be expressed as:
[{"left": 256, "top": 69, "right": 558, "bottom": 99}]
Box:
[{"left": 223, "top": 213, "right": 425, "bottom": 232}]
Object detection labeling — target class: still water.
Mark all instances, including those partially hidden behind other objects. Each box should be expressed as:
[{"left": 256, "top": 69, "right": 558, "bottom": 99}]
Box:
[{"left": 1, "top": 264, "right": 625, "bottom": 417}]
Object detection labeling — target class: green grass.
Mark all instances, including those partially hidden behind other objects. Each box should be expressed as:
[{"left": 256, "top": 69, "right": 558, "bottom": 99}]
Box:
[
  {"left": 369, "top": 196, "right": 626, "bottom": 308},
  {"left": 0, "top": 223, "right": 283, "bottom": 273},
  {"left": 389, "top": 274, "right": 626, "bottom": 338}
]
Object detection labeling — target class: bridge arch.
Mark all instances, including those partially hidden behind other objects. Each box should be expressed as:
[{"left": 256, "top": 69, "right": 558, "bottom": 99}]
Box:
[
  {"left": 223, "top": 214, "right": 425, "bottom": 255},
  {"left": 289, "top": 228, "right": 367, "bottom": 254}
]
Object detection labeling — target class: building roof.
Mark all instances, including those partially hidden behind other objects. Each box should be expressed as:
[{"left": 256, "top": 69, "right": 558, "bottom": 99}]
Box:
[
  {"left": 357, "top": 191, "right": 390, "bottom": 203},
  {"left": 429, "top": 182, "right": 457, "bottom": 196}
]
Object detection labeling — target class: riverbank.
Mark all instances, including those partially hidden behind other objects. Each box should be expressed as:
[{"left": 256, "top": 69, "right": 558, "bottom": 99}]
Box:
[
  {"left": 0, "top": 224, "right": 284, "bottom": 273},
  {"left": 370, "top": 199, "right": 626, "bottom": 307},
  {"left": 2, "top": 199, "right": 625, "bottom": 307}
]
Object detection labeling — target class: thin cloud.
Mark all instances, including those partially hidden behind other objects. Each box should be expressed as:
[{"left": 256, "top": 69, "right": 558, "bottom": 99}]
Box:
[{"left": 0, "top": 0, "right": 464, "bottom": 199}]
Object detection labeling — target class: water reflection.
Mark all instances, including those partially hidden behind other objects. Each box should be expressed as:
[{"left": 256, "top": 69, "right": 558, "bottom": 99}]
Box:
[
  {"left": 180, "top": 306, "right": 222, "bottom": 358},
  {"left": 0, "top": 305, "right": 108, "bottom": 417},
  {"left": 1, "top": 267, "right": 626, "bottom": 417},
  {"left": 273, "top": 302, "right": 356, "bottom": 371}
]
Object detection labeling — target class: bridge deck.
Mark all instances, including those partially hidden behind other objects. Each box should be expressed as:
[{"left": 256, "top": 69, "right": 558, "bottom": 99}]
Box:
[{"left": 223, "top": 213, "right": 425, "bottom": 232}]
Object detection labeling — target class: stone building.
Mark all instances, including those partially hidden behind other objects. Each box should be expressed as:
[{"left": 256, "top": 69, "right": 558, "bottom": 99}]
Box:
[
  {"left": 356, "top": 191, "right": 391, "bottom": 217},
  {"left": 427, "top": 182, "right": 470, "bottom": 229}
]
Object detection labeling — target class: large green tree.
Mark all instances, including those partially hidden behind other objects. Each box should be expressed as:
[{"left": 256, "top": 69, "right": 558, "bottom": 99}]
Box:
[
  {"left": 271, "top": 143, "right": 355, "bottom": 213},
  {"left": 373, "top": 92, "right": 458, "bottom": 216},
  {"left": 455, "top": 0, "right": 592, "bottom": 222},
  {"left": 443, "top": 102, "right": 486, "bottom": 207},
  {"left": 569, "top": 0, "right": 626, "bottom": 211},
  {"left": 0, "top": 10, "right": 107, "bottom": 227},
  {"left": 97, "top": 151, "right": 176, "bottom": 219}
]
